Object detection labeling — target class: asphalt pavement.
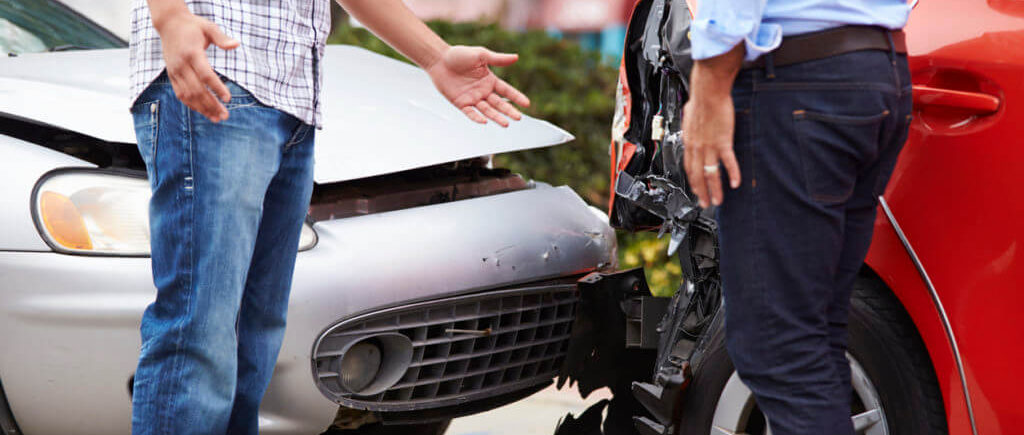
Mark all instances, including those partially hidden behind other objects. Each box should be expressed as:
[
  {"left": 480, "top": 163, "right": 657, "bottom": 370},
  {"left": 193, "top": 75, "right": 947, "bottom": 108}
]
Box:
[{"left": 446, "top": 385, "right": 612, "bottom": 435}]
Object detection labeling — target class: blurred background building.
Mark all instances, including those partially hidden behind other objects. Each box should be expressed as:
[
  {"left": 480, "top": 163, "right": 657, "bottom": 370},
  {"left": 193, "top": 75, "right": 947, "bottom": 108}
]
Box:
[
  {"left": 401, "top": 0, "right": 631, "bottom": 58},
  {"left": 63, "top": 0, "right": 632, "bottom": 60}
]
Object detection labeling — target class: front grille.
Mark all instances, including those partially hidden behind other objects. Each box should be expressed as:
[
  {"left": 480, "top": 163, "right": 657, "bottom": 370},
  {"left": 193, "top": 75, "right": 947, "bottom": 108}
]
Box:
[{"left": 313, "top": 284, "right": 578, "bottom": 411}]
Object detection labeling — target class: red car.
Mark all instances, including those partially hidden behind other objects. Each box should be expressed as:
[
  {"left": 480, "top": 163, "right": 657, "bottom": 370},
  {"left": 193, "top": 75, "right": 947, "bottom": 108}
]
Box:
[{"left": 602, "top": 1, "right": 1024, "bottom": 434}]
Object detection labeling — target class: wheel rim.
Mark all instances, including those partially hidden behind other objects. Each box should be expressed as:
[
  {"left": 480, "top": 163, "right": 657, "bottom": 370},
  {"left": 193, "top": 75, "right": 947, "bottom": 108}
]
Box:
[{"left": 709, "top": 354, "right": 888, "bottom": 435}]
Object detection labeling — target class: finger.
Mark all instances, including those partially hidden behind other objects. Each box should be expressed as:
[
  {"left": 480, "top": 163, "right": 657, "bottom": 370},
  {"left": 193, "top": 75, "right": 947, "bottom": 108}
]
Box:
[
  {"left": 704, "top": 152, "right": 724, "bottom": 207},
  {"left": 193, "top": 53, "right": 231, "bottom": 103},
  {"left": 488, "top": 94, "right": 522, "bottom": 121},
  {"left": 720, "top": 149, "right": 742, "bottom": 189},
  {"left": 461, "top": 106, "right": 487, "bottom": 124},
  {"left": 483, "top": 49, "right": 519, "bottom": 67},
  {"left": 178, "top": 65, "right": 226, "bottom": 122},
  {"left": 686, "top": 146, "right": 709, "bottom": 208},
  {"left": 476, "top": 101, "right": 510, "bottom": 127},
  {"left": 203, "top": 21, "right": 239, "bottom": 50},
  {"left": 189, "top": 63, "right": 228, "bottom": 121},
  {"left": 495, "top": 78, "right": 530, "bottom": 108}
]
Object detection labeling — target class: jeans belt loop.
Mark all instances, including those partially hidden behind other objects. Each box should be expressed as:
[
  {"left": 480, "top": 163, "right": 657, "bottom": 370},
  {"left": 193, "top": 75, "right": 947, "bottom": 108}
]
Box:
[
  {"left": 764, "top": 52, "right": 776, "bottom": 79},
  {"left": 885, "top": 31, "right": 897, "bottom": 65}
]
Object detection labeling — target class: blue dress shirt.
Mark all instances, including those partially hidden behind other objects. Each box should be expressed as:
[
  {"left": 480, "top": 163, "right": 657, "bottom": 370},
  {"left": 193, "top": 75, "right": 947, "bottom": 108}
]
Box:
[{"left": 691, "top": 0, "right": 913, "bottom": 61}]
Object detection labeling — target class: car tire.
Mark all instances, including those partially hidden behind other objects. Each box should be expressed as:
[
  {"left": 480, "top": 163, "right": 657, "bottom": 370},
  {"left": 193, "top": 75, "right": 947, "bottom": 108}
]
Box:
[{"left": 675, "top": 271, "right": 948, "bottom": 435}]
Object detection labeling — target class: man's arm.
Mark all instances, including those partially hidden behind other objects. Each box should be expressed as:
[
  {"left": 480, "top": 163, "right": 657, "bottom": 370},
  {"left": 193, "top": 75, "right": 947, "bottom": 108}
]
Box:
[
  {"left": 682, "top": 43, "right": 744, "bottom": 208},
  {"left": 683, "top": 0, "right": 780, "bottom": 207},
  {"left": 147, "top": 0, "right": 239, "bottom": 122},
  {"left": 336, "top": 0, "right": 530, "bottom": 127}
]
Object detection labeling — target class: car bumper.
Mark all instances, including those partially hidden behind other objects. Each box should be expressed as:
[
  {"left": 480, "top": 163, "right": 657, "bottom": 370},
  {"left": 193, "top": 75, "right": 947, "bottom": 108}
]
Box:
[{"left": 0, "top": 185, "right": 615, "bottom": 435}]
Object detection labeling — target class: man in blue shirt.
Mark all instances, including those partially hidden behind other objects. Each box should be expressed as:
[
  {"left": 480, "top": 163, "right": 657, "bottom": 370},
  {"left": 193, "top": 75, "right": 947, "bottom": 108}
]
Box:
[{"left": 681, "top": 1, "right": 913, "bottom": 434}]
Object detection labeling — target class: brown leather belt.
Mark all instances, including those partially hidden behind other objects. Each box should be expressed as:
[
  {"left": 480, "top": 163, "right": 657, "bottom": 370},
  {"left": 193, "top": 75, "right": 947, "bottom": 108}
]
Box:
[{"left": 744, "top": 25, "right": 907, "bottom": 69}]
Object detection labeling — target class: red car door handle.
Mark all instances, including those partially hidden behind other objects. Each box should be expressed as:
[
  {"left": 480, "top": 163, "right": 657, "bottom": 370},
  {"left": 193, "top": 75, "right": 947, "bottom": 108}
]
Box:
[{"left": 913, "top": 85, "right": 1001, "bottom": 115}]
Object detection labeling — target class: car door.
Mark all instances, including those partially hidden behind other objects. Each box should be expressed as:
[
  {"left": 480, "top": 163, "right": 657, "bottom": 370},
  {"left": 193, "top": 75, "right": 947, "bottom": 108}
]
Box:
[{"left": 867, "top": 0, "right": 1024, "bottom": 433}]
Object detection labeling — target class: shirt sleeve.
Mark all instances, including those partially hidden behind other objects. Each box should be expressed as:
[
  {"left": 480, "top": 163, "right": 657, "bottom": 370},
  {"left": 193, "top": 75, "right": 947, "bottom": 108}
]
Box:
[{"left": 690, "top": 0, "right": 784, "bottom": 62}]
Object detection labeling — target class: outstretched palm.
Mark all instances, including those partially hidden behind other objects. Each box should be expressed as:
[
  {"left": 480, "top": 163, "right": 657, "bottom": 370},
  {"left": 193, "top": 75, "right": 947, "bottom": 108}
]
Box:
[{"left": 426, "top": 45, "right": 531, "bottom": 127}]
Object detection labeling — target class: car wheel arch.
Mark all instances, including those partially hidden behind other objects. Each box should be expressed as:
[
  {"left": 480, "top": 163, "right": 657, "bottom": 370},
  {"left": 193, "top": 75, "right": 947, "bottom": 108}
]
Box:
[{"left": 865, "top": 206, "right": 976, "bottom": 435}]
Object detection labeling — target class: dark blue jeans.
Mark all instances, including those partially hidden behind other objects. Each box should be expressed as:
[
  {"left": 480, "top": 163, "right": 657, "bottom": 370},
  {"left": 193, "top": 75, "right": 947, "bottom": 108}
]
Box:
[
  {"left": 717, "top": 50, "right": 912, "bottom": 435},
  {"left": 129, "top": 74, "right": 315, "bottom": 435}
]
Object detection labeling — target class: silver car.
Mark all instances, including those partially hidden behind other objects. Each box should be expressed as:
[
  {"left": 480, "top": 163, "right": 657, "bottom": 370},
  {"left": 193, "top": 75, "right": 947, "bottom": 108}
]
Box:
[{"left": 0, "top": 1, "right": 616, "bottom": 434}]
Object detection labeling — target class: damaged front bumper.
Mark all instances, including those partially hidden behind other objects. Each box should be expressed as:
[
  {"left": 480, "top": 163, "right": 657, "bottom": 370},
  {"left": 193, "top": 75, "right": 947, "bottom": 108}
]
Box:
[{"left": 558, "top": 210, "right": 723, "bottom": 435}]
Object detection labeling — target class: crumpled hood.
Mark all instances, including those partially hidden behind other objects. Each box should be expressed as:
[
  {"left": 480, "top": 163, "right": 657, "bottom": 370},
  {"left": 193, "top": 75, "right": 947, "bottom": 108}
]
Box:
[{"left": 0, "top": 46, "right": 574, "bottom": 183}]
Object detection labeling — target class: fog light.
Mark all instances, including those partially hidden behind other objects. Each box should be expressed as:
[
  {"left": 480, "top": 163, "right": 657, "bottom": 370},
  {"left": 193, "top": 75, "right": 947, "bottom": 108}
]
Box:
[
  {"left": 329, "top": 333, "right": 413, "bottom": 396},
  {"left": 340, "top": 342, "right": 382, "bottom": 393}
]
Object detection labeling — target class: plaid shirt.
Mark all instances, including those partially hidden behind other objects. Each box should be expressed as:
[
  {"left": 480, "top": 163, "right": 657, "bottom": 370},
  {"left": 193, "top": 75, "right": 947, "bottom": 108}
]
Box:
[{"left": 130, "top": 0, "right": 332, "bottom": 127}]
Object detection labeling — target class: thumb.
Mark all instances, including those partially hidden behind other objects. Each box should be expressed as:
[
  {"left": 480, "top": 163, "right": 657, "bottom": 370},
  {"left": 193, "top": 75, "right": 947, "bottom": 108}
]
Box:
[
  {"left": 204, "top": 22, "right": 239, "bottom": 50},
  {"left": 483, "top": 49, "right": 518, "bottom": 67}
]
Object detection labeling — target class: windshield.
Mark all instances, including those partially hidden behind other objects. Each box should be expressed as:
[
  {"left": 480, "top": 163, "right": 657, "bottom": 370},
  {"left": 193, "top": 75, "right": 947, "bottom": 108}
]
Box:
[{"left": 0, "top": 0, "right": 126, "bottom": 54}]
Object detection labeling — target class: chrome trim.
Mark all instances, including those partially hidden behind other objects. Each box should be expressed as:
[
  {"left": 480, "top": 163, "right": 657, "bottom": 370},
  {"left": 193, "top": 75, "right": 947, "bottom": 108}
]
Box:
[{"left": 878, "top": 196, "right": 977, "bottom": 435}]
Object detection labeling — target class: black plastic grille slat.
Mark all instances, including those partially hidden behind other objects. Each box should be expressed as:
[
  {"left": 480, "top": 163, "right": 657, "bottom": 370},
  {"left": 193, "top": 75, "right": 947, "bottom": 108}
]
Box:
[{"left": 312, "top": 284, "right": 578, "bottom": 411}]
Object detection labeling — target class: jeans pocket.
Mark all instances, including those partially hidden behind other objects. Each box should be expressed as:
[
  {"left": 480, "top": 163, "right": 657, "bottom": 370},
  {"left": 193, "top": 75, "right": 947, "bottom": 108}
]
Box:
[
  {"left": 217, "top": 75, "right": 262, "bottom": 110},
  {"left": 793, "top": 109, "right": 889, "bottom": 204},
  {"left": 131, "top": 100, "right": 161, "bottom": 184}
]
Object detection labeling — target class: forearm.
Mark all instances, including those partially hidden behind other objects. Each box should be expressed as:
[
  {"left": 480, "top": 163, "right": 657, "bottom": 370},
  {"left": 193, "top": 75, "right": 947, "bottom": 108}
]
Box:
[
  {"left": 335, "top": 0, "right": 449, "bottom": 69},
  {"left": 690, "top": 43, "right": 745, "bottom": 102},
  {"left": 146, "top": 0, "right": 191, "bottom": 32}
]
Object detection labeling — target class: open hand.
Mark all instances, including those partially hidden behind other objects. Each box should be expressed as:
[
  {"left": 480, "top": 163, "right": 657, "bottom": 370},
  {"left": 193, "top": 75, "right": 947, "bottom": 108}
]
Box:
[
  {"left": 156, "top": 11, "right": 239, "bottom": 122},
  {"left": 426, "top": 46, "right": 531, "bottom": 127}
]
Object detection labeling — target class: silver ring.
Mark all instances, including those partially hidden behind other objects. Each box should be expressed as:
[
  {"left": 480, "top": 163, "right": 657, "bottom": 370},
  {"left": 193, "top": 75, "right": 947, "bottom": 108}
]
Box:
[{"left": 703, "top": 165, "right": 719, "bottom": 174}]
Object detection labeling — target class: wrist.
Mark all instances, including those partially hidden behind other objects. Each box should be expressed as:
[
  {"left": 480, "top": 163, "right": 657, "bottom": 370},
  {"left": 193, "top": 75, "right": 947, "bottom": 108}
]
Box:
[
  {"left": 419, "top": 42, "right": 451, "bottom": 72},
  {"left": 149, "top": 1, "right": 192, "bottom": 33},
  {"left": 689, "top": 42, "right": 744, "bottom": 100}
]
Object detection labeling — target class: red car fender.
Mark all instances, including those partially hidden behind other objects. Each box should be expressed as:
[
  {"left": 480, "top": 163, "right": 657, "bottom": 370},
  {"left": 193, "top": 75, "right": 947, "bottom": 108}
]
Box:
[{"left": 866, "top": 210, "right": 974, "bottom": 435}]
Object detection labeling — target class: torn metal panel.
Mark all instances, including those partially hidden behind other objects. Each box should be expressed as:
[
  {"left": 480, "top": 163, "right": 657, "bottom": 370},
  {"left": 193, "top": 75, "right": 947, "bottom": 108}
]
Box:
[
  {"left": 661, "top": 0, "right": 694, "bottom": 87},
  {"left": 631, "top": 221, "right": 722, "bottom": 435},
  {"left": 614, "top": 172, "right": 699, "bottom": 256},
  {"left": 603, "top": 1, "right": 729, "bottom": 433}
]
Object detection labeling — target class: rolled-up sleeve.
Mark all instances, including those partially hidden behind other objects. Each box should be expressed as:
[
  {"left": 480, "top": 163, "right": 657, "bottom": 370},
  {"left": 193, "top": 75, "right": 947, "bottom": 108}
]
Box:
[{"left": 690, "top": 0, "right": 783, "bottom": 62}]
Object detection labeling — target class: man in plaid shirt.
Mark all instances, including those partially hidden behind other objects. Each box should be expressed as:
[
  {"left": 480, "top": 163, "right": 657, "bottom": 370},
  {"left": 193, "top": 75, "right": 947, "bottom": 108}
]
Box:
[{"left": 128, "top": 1, "right": 530, "bottom": 434}]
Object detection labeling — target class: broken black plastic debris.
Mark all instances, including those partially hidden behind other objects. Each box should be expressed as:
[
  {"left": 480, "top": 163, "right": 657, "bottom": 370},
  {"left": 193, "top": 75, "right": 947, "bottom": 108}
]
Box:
[{"left": 553, "top": 399, "right": 608, "bottom": 435}]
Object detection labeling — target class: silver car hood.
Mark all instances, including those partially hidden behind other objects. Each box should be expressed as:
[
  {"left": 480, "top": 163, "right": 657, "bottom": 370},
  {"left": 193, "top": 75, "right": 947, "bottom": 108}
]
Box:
[{"left": 0, "top": 46, "right": 573, "bottom": 183}]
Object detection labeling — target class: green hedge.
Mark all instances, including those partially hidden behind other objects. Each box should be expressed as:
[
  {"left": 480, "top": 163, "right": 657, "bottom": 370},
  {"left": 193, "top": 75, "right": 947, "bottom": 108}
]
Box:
[{"left": 329, "top": 20, "right": 681, "bottom": 296}]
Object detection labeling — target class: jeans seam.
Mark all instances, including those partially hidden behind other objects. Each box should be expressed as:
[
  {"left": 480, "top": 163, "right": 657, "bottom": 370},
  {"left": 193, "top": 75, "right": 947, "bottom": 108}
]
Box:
[
  {"left": 284, "top": 124, "right": 309, "bottom": 150},
  {"left": 753, "top": 81, "right": 898, "bottom": 95},
  {"left": 151, "top": 102, "right": 160, "bottom": 182},
  {"left": 748, "top": 86, "right": 777, "bottom": 372}
]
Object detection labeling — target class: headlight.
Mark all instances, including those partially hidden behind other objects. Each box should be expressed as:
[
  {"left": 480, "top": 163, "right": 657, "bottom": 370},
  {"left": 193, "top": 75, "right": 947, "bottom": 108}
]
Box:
[{"left": 33, "top": 170, "right": 318, "bottom": 255}]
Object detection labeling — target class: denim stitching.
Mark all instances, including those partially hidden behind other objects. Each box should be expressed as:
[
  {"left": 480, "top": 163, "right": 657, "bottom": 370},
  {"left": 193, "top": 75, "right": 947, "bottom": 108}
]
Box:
[
  {"left": 748, "top": 78, "right": 776, "bottom": 371},
  {"left": 753, "top": 81, "right": 897, "bottom": 95},
  {"left": 792, "top": 110, "right": 888, "bottom": 204},
  {"left": 284, "top": 124, "right": 310, "bottom": 150},
  {"left": 150, "top": 102, "right": 160, "bottom": 182},
  {"left": 173, "top": 106, "right": 196, "bottom": 434}
]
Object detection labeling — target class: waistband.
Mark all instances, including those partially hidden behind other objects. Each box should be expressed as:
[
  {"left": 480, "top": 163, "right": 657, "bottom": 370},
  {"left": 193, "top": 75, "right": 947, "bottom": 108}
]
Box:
[{"left": 743, "top": 25, "right": 907, "bottom": 70}]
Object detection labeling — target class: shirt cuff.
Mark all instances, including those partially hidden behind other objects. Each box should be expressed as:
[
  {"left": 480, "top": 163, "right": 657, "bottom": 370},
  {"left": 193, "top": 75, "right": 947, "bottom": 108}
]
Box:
[{"left": 691, "top": 19, "right": 783, "bottom": 62}]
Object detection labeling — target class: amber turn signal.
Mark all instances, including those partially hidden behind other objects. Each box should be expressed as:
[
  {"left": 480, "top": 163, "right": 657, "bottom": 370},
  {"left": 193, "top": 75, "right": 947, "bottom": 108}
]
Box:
[{"left": 39, "top": 191, "right": 93, "bottom": 251}]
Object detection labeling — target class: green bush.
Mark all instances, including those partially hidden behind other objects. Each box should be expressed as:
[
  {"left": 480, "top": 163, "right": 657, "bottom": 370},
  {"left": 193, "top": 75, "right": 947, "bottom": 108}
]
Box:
[{"left": 329, "top": 20, "right": 681, "bottom": 296}]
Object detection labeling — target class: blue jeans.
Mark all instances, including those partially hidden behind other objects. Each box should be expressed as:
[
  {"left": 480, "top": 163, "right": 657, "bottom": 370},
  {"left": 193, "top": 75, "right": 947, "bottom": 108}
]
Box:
[
  {"left": 130, "top": 73, "right": 315, "bottom": 435},
  {"left": 718, "top": 49, "right": 912, "bottom": 435}
]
